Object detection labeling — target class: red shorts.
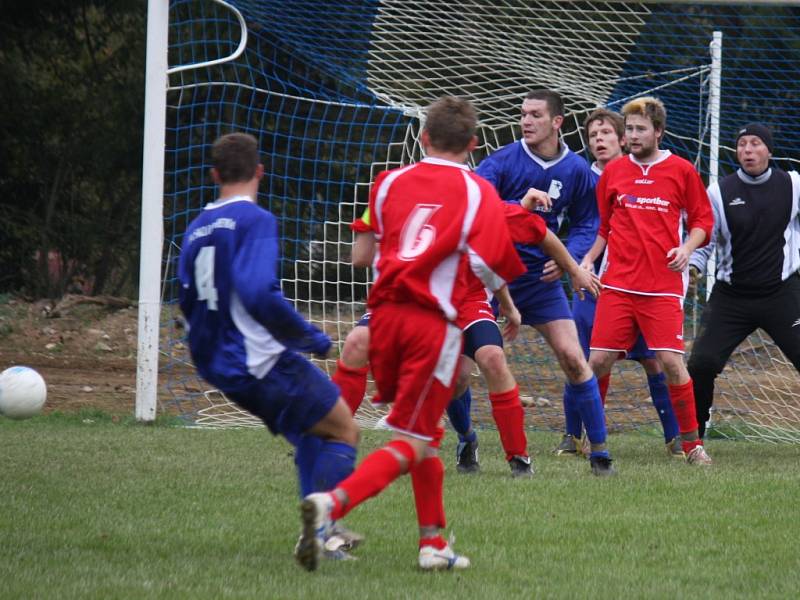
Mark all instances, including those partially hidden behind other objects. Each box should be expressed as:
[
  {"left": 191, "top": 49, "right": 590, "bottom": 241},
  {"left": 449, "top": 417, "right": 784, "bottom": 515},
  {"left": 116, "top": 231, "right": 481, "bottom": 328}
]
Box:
[
  {"left": 368, "top": 303, "right": 463, "bottom": 440},
  {"left": 455, "top": 295, "right": 496, "bottom": 330},
  {"left": 590, "top": 288, "right": 686, "bottom": 354}
]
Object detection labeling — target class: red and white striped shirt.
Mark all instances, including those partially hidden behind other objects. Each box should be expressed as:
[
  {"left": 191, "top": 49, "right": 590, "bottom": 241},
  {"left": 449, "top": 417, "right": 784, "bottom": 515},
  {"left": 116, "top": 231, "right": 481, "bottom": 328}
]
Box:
[{"left": 367, "top": 157, "right": 525, "bottom": 320}]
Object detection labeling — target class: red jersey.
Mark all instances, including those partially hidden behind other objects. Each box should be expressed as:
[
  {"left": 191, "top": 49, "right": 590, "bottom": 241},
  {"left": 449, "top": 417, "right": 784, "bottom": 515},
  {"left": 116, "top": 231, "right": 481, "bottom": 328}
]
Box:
[
  {"left": 596, "top": 152, "right": 713, "bottom": 297},
  {"left": 367, "top": 157, "right": 525, "bottom": 321},
  {"left": 461, "top": 203, "right": 548, "bottom": 306}
]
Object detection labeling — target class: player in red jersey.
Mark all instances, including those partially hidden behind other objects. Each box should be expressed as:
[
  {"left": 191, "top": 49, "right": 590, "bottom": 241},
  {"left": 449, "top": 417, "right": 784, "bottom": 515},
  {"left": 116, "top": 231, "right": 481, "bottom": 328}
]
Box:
[
  {"left": 296, "top": 96, "right": 526, "bottom": 572},
  {"left": 583, "top": 97, "right": 714, "bottom": 465}
]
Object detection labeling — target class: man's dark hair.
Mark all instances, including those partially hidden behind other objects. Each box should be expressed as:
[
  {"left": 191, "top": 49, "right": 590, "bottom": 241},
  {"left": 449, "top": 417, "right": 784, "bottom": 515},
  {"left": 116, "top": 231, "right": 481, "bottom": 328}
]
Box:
[
  {"left": 424, "top": 96, "right": 478, "bottom": 153},
  {"left": 525, "top": 89, "right": 564, "bottom": 118},
  {"left": 584, "top": 108, "right": 624, "bottom": 140},
  {"left": 211, "top": 133, "right": 260, "bottom": 184}
]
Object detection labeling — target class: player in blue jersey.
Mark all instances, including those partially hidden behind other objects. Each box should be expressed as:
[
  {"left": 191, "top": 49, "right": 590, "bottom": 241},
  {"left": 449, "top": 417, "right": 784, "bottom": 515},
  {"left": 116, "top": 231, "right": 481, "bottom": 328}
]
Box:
[
  {"left": 560, "top": 109, "right": 682, "bottom": 458},
  {"left": 473, "top": 89, "right": 613, "bottom": 475},
  {"left": 177, "top": 133, "right": 361, "bottom": 562}
]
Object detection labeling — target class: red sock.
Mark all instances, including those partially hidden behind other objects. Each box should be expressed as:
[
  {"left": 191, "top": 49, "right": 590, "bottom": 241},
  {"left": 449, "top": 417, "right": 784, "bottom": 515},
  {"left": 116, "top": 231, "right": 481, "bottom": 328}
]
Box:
[
  {"left": 331, "top": 359, "right": 368, "bottom": 414},
  {"left": 682, "top": 438, "right": 704, "bottom": 454},
  {"left": 668, "top": 379, "right": 699, "bottom": 435},
  {"left": 598, "top": 374, "right": 611, "bottom": 406},
  {"left": 411, "top": 455, "right": 446, "bottom": 530},
  {"left": 489, "top": 385, "right": 528, "bottom": 461},
  {"left": 419, "top": 535, "right": 447, "bottom": 550},
  {"left": 332, "top": 440, "right": 415, "bottom": 520}
]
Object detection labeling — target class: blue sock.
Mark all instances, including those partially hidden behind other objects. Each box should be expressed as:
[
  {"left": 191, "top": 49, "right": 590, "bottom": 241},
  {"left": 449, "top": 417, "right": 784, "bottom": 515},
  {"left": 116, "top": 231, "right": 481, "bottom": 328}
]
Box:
[
  {"left": 567, "top": 376, "right": 607, "bottom": 446},
  {"left": 312, "top": 440, "right": 357, "bottom": 493},
  {"left": 648, "top": 372, "right": 679, "bottom": 442},
  {"left": 447, "top": 388, "right": 476, "bottom": 442},
  {"left": 289, "top": 433, "right": 323, "bottom": 498},
  {"left": 562, "top": 383, "right": 583, "bottom": 438}
]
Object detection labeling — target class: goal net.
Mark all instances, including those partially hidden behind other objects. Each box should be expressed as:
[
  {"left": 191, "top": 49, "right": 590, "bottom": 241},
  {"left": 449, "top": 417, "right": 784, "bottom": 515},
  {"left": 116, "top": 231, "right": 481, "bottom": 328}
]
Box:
[{"left": 156, "top": 0, "right": 800, "bottom": 442}]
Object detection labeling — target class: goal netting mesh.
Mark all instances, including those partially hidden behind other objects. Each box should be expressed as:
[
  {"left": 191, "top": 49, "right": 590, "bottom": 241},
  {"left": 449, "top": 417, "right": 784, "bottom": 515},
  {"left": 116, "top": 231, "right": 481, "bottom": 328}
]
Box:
[{"left": 159, "top": 0, "right": 800, "bottom": 442}]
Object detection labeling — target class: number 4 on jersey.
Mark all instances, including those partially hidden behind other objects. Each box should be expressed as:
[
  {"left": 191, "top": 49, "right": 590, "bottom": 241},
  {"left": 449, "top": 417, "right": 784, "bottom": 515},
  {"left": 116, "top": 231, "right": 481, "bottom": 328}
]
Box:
[
  {"left": 398, "top": 204, "right": 441, "bottom": 260},
  {"left": 194, "top": 246, "right": 219, "bottom": 310}
]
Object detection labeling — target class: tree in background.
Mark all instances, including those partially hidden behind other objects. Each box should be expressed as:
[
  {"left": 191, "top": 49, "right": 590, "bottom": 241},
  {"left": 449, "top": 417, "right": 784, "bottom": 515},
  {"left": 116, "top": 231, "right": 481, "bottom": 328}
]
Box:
[{"left": 0, "top": 1, "right": 145, "bottom": 298}]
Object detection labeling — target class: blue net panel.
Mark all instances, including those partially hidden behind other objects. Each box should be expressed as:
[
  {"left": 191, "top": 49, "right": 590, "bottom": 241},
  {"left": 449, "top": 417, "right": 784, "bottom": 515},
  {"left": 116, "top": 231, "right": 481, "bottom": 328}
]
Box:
[{"left": 160, "top": 0, "right": 800, "bottom": 440}]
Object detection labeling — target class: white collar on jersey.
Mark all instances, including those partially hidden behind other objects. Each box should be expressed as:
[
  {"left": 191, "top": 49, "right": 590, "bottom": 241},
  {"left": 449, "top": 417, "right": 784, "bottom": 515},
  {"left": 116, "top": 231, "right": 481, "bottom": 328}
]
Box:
[
  {"left": 627, "top": 149, "right": 672, "bottom": 170},
  {"left": 519, "top": 139, "right": 570, "bottom": 169},
  {"left": 420, "top": 156, "right": 471, "bottom": 171},
  {"left": 590, "top": 161, "right": 603, "bottom": 176},
  {"left": 204, "top": 195, "right": 254, "bottom": 210},
  {"left": 736, "top": 167, "right": 772, "bottom": 185}
]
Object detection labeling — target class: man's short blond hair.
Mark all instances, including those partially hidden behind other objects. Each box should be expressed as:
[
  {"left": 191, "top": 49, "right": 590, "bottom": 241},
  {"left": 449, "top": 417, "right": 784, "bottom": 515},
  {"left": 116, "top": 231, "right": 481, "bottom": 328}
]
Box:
[{"left": 621, "top": 96, "right": 667, "bottom": 133}]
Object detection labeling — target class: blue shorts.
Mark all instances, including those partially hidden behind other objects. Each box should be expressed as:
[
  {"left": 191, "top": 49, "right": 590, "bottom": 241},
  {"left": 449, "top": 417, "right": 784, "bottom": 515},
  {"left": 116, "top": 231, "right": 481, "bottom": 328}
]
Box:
[
  {"left": 226, "top": 350, "right": 339, "bottom": 437},
  {"left": 508, "top": 278, "right": 573, "bottom": 326},
  {"left": 572, "top": 294, "right": 655, "bottom": 361},
  {"left": 356, "top": 312, "right": 371, "bottom": 328},
  {"left": 463, "top": 320, "right": 503, "bottom": 360}
]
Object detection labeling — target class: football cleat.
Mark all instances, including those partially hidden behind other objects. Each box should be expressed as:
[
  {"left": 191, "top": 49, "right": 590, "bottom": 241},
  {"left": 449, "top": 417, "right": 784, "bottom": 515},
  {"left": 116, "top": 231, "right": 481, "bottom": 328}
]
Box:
[
  {"left": 295, "top": 493, "right": 333, "bottom": 571},
  {"left": 553, "top": 434, "right": 579, "bottom": 457},
  {"left": 686, "top": 444, "right": 713, "bottom": 466},
  {"left": 665, "top": 437, "right": 685, "bottom": 459},
  {"left": 327, "top": 521, "right": 364, "bottom": 551},
  {"left": 508, "top": 455, "right": 534, "bottom": 478},
  {"left": 418, "top": 544, "right": 471, "bottom": 570},
  {"left": 589, "top": 454, "right": 616, "bottom": 477},
  {"left": 456, "top": 439, "right": 480, "bottom": 474}
]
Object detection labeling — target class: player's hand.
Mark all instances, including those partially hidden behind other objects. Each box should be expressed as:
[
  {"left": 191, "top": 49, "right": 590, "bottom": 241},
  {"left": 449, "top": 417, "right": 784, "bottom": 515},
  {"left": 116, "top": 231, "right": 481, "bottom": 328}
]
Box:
[
  {"left": 579, "top": 257, "right": 596, "bottom": 273},
  {"left": 311, "top": 333, "right": 333, "bottom": 359},
  {"left": 499, "top": 304, "right": 521, "bottom": 342},
  {"left": 572, "top": 269, "right": 602, "bottom": 300},
  {"left": 666, "top": 245, "right": 691, "bottom": 272},
  {"left": 540, "top": 259, "right": 564, "bottom": 283},
  {"left": 521, "top": 188, "right": 552, "bottom": 212}
]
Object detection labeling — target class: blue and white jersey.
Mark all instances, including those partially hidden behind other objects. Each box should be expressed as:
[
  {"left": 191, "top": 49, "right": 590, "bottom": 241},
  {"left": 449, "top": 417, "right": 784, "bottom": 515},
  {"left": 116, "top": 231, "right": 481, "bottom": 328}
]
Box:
[
  {"left": 476, "top": 140, "right": 599, "bottom": 283},
  {"left": 178, "top": 196, "right": 330, "bottom": 392}
]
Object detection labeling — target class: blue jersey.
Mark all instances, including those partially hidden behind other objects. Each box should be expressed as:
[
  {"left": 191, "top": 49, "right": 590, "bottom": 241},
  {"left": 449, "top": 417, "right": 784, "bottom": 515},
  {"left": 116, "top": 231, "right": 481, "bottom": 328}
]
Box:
[
  {"left": 178, "top": 196, "right": 330, "bottom": 393},
  {"left": 476, "top": 140, "right": 599, "bottom": 283}
]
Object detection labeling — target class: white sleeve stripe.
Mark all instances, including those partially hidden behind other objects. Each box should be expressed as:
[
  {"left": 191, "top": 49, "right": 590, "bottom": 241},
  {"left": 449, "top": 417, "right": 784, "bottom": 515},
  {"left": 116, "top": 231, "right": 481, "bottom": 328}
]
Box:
[
  {"left": 467, "top": 245, "right": 506, "bottom": 292},
  {"left": 374, "top": 164, "right": 417, "bottom": 240},
  {"left": 459, "top": 172, "right": 481, "bottom": 249}
]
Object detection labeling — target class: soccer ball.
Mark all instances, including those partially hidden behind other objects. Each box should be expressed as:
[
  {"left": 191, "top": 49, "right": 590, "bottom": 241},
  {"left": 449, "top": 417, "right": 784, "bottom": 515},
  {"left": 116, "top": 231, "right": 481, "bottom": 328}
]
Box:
[{"left": 0, "top": 366, "right": 47, "bottom": 419}]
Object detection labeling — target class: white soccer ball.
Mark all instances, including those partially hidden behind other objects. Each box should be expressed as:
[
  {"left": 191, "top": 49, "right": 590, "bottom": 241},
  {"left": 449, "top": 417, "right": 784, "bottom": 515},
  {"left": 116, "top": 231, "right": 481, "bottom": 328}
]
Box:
[{"left": 0, "top": 366, "right": 47, "bottom": 419}]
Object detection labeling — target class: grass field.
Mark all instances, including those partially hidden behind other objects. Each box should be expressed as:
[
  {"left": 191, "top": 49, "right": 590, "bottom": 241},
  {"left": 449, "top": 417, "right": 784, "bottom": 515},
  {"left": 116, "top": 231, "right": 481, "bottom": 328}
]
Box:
[{"left": 2, "top": 411, "right": 799, "bottom": 599}]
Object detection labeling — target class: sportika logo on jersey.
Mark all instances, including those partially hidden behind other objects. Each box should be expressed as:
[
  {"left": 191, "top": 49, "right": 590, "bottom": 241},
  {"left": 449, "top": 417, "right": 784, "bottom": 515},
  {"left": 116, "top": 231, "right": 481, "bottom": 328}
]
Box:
[{"left": 616, "top": 194, "right": 670, "bottom": 212}]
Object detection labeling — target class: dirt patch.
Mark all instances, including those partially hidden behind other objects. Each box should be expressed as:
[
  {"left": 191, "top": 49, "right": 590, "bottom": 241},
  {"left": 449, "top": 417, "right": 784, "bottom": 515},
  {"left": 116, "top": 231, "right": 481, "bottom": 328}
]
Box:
[{"left": 0, "top": 295, "right": 138, "bottom": 415}]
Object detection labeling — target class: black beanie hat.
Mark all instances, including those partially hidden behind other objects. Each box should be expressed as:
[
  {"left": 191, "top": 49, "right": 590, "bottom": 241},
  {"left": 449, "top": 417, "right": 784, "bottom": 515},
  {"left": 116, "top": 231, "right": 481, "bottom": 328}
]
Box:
[{"left": 735, "top": 123, "right": 774, "bottom": 153}]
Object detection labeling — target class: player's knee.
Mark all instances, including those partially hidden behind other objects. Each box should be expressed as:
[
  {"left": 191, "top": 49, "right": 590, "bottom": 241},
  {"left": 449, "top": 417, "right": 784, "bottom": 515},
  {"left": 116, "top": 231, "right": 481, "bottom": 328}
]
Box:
[
  {"left": 559, "top": 347, "right": 591, "bottom": 381},
  {"left": 341, "top": 326, "right": 369, "bottom": 367},
  {"left": 639, "top": 357, "right": 662, "bottom": 376},
  {"left": 453, "top": 358, "right": 472, "bottom": 397},
  {"left": 475, "top": 346, "right": 508, "bottom": 382}
]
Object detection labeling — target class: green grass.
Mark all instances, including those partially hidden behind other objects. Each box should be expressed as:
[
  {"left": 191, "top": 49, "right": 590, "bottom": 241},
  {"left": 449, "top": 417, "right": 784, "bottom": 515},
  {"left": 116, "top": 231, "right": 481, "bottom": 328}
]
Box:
[{"left": 2, "top": 413, "right": 799, "bottom": 599}]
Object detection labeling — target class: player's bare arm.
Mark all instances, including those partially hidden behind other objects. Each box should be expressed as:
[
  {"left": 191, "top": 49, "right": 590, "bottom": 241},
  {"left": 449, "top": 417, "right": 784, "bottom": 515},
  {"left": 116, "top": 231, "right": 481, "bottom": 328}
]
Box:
[
  {"left": 493, "top": 285, "right": 521, "bottom": 341},
  {"left": 520, "top": 187, "right": 551, "bottom": 212},
  {"left": 666, "top": 227, "right": 706, "bottom": 272},
  {"left": 351, "top": 231, "right": 377, "bottom": 267},
  {"left": 580, "top": 235, "right": 608, "bottom": 271},
  {"left": 538, "top": 229, "right": 601, "bottom": 300}
]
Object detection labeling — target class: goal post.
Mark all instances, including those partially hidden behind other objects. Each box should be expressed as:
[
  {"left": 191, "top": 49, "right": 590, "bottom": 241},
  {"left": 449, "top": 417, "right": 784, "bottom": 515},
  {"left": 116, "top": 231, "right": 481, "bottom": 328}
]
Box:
[
  {"left": 142, "top": 1, "right": 800, "bottom": 442},
  {"left": 136, "top": 0, "right": 170, "bottom": 422}
]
